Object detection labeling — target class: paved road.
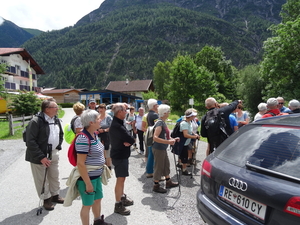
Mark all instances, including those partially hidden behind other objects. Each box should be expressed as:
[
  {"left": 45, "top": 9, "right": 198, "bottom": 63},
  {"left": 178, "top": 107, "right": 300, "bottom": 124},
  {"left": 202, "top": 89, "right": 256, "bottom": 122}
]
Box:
[{"left": 0, "top": 108, "right": 207, "bottom": 225}]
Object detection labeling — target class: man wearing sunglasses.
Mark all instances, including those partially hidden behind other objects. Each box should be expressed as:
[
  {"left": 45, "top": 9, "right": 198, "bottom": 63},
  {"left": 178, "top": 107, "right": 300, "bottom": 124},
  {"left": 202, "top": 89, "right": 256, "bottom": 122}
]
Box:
[{"left": 277, "top": 97, "right": 291, "bottom": 113}]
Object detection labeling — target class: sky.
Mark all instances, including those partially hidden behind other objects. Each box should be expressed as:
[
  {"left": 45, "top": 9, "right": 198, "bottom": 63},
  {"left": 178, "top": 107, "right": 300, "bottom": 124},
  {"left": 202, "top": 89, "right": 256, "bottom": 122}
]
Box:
[{"left": 0, "top": 0, "right": 106, "bottom": 31}]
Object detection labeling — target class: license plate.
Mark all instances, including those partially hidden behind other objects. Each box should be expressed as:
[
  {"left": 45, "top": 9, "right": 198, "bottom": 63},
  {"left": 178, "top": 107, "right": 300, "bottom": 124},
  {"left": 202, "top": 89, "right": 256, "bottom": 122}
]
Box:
[{"left": 218, "top": 186, "right": 267, "bottom": 221}]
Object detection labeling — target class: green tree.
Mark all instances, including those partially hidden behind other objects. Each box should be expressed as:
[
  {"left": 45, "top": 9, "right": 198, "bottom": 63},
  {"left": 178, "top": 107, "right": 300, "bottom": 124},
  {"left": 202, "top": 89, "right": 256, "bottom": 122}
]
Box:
[
  {"left": 194, "top": 46, "right": 237, "bottom": 100},
  {"left": 168, "top": 54, "right": 217, "bottom": 111},
  {"left": 153, "top": 61, "right": 172, "bottom": 100},
  {"left": 142, "top": 91, "right": 158, "bottom": 100},
  {"left": 0, "top": 63, "right": 7, "bottom": 99},
  {"left": 10, "top": 92, "right": 41, "bottom": 116},
  {"left": 237, "top": 64, "right": 266, "bottom": 119},
  {"left": 260, "top": 0, "right": 300, "bottom": 99}
]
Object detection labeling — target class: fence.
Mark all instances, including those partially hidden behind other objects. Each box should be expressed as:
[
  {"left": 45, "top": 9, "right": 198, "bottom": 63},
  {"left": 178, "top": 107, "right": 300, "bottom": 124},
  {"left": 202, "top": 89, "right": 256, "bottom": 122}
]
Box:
[{"left": 8, "top": 114, "right": 33, "bottom": 136}]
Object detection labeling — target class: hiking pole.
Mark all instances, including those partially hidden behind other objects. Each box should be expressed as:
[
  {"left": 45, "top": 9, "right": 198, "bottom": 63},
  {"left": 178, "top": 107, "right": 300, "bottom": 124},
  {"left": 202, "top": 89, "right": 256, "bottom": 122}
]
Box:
[
  {"left": 37, "top": 167, "right": 48, "bottom": 216},
  {"left": 172, "top": 147, "right": 181, "bottom": 193},
  {"left": 190, "top": 138, "right": 199, "bottom": 179},
  {"left": 37, "top": 144, "right": 52, "bottom": 216}
]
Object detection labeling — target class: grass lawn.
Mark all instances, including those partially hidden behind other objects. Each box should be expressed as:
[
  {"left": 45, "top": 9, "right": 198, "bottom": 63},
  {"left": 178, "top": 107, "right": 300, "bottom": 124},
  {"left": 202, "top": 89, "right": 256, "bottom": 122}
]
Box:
[{"left": 0, "top": 109, "right": 65, "bottom": 140}]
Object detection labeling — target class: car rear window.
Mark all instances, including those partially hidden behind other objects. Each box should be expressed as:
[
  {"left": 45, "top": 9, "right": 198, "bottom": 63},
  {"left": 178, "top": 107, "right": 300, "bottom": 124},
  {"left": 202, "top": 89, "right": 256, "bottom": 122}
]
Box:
[{"left": 215, "top": 125, "right": 300, "bottom": 179}]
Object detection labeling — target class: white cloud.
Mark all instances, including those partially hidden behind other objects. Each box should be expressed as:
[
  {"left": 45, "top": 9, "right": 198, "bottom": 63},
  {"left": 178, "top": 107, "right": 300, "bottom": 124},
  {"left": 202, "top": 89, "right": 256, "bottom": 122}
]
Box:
[
  {"left": 0, "top": 17, "right": 4, "bottom": 26},
  {"left": 1, "top": 0, "right": 105, "bottom": 31}
]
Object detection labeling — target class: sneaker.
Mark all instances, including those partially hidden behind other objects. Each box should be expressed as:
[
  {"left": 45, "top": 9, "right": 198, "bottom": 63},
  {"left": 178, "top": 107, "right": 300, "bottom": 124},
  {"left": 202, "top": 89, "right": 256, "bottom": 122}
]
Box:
[
  {"left": 166, "top": 179, "right": 179, "bottom": 188},
  {"left": 93, "top": 215, "right": 112, "bottom": 225},
  {"left": 139, "top": 150, "right": 144, "bottom": 155},
  {"left": 121, "top": 194, "right": 134, "bottom": 206},
  {"left": 114, "top": 202, "right": 130, "bottom": 215},
  {"left": 182, "top": 170, "right": 192, "bottom": 176},
  {"left": 146, "top": 173, "right": 153, "bottom": 178},
  {"left": 153, "top": 184, "right": 167, "bottom": 193}
]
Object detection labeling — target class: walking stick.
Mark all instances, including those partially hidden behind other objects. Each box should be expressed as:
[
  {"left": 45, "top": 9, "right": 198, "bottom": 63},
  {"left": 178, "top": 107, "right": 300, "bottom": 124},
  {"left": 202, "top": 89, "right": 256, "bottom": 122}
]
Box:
[
  {"left": 37, "top": 167, "right": 48, "bottom": 215},
  {"left": 191, "top": 138, "right": 199, "bottom": 179},
  {"left": 36, "top": 144, "right": 52, "bottom": 216},
  {"left": 172, "top": 146, "right": 181, "bottom": 193}
]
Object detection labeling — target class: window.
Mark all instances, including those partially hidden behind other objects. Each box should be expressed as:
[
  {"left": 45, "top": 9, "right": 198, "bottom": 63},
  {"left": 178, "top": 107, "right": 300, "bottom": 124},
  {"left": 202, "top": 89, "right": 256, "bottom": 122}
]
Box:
[
  {"left": 15, "top": 65, "right": 21, "bottom": 75},
  {"left": 216, "top": 126, "right": 300, "bottom": 179}
]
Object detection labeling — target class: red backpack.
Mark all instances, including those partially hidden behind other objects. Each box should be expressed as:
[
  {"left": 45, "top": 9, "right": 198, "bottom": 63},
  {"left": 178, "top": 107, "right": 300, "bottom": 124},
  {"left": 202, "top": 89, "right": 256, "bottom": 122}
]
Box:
[{"left": 68, "top": 132, "right": 91, "bottom": 166}]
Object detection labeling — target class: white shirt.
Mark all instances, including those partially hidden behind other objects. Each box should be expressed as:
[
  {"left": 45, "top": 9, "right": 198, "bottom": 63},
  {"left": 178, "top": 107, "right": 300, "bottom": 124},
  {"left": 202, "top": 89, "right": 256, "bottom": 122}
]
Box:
[
  {"left": 44, "top": 114, "right": 60, "bottom": 150},
  {"left": 135, "top": 114, "right": 144, "bottom": 130}
]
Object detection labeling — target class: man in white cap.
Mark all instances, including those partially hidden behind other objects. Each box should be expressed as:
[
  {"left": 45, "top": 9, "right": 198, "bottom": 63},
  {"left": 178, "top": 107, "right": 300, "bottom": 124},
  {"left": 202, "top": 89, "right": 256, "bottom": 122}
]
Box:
[
  {"left": 288, "top": 99, "right": 300, "bottom": 114},
  {"left": 261, "top": 98, "right": 281, "bottom": 118},
  {"left": 88, "top": 99, "right": 97, "bottom": 110}
]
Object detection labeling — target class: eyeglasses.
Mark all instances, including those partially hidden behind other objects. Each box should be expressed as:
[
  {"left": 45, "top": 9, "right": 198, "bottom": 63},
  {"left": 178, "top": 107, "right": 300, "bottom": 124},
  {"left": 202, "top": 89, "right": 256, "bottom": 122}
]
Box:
[
  {"left": 278, "top": 103, "right": 284, "bottom": 105},
  {"left": 48, "top": 106, "right": 58, "bottom": 109}
]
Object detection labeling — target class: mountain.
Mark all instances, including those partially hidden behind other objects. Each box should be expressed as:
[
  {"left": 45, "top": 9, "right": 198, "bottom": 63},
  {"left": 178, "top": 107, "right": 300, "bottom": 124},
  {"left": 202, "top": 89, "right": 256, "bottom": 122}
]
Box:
[
  {"left": 22, "top": 0, "right": 286, "bottom": 90},
  {"left": 77, "top": 0, "right": 284, "bottom": 26},
  {"left": 0, "top": 19, "right": 34, "bottom": 47},
  {"left": 22, "top": 28, "right": 44, "bottom": 37}
]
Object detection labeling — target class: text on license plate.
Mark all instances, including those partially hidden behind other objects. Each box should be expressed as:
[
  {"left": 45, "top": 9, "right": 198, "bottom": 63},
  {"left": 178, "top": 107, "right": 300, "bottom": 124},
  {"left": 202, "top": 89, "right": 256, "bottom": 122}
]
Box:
[{"left": 218, "top": 186, "right": 267, "bottom": 221}]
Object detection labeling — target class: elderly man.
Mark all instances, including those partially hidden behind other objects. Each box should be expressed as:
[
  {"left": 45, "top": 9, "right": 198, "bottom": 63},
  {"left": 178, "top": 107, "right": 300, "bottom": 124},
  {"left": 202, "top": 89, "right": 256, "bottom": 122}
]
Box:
[
  {"left": 261, "top": 98, "right": 281, "bottom": 118},
  {"left": 133, "top": 107, "right": 145, "bottom": 154},
  {"left": 288, "top": 99, "right": 300, "bottom": 114},
  {"left": 277, "top": 97, "right": 291, "bottom": 113},
  {"left": 109, "top": 103, "right": 135, "bottom": 216},
  {"left": 200, "top": 97, "right": 240, "bottom": 155},
  {"left": 25, "top": 98, "right": 64, "bottom": 211}
]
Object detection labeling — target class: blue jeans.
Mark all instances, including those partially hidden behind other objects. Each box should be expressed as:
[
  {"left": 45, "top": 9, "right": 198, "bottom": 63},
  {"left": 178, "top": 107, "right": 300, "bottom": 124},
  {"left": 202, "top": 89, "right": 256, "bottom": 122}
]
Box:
[{"left": 146, "top": 146, "right": 154, "bottom": 174}]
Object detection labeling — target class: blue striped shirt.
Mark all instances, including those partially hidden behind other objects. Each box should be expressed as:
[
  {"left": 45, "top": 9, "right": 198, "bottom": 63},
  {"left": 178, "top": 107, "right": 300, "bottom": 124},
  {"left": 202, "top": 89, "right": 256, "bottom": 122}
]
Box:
[{"left": 75, "top": 130, "right": 105, "bottom": 178}]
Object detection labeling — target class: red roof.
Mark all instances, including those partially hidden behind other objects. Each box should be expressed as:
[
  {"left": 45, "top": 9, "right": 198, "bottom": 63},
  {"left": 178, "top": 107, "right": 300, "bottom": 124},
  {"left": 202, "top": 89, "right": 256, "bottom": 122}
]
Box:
[
  {"left": 0, "top": 48, "right": 45, "bottom": 74},
  {"left": 105, "top": 80, "right": 153, "bottom": 92}
]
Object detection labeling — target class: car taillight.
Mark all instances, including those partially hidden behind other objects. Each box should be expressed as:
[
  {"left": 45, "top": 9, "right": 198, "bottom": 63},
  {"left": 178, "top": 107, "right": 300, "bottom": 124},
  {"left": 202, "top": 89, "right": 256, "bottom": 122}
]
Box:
[
  {"left": 284, "top": 197, "right": 300, "bottom": 217},
  {"left": 201, "top": 159, "right": 212, "bottom": 178}
]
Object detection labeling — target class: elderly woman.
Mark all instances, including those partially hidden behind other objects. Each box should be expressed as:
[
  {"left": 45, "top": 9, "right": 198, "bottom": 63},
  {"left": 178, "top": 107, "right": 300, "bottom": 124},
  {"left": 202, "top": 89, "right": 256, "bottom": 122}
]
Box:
[
  {"left": 254, "top": 103, "right": 267, "bottom": 121},
  {"left": 180, "top": 109, "right": 200, "bottom": 175},
  {"left": 76, "top": 109, "right": 111, "bottom": 225},
  {"left": 96, "top": 103, "right": 113, "bottom": 170},
  {"left": 152, "top": 104, "right": 179, "bottom": 193},
  {"left": 72, "top": 102, "right": 85, "bottom": 134}
]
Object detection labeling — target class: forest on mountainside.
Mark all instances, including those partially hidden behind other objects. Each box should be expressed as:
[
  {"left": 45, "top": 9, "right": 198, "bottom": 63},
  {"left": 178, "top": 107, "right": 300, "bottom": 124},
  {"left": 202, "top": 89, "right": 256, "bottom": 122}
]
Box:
[{"left": 22, "top": 2, "right": 275, "bottom": 90}]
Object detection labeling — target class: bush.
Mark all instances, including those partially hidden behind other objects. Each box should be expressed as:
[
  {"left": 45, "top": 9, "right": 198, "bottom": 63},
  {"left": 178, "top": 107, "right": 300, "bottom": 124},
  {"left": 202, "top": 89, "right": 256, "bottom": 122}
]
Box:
[{"left": 10, "top": 92, "right": 41, "bottom": 116}]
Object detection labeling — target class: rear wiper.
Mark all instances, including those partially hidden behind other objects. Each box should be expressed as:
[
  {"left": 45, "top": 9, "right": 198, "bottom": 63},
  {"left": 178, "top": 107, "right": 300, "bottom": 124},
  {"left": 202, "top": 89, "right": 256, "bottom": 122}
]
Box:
[{"left": 245, "top": 161, "right": 300, "bottom": 184}]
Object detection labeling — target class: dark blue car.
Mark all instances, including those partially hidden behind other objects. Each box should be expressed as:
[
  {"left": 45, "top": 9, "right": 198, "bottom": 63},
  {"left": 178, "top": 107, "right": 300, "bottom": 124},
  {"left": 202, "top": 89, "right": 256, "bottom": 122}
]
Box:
[{"left": 197, "top": 114, "right": 300, "bottom": 225}]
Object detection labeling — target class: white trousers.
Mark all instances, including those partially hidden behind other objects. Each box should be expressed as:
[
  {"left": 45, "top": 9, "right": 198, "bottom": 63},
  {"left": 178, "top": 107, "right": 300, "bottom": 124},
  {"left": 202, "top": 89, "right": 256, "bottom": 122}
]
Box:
[{"left": 30, "top": 150, "right": 60, "bottom": 200}]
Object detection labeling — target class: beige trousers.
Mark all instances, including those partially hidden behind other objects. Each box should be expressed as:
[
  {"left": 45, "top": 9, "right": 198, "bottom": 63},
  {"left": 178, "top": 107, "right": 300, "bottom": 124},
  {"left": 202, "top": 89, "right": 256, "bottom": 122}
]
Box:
[{"left": 30, "top": 150, "right": 60, "bottom": 200}]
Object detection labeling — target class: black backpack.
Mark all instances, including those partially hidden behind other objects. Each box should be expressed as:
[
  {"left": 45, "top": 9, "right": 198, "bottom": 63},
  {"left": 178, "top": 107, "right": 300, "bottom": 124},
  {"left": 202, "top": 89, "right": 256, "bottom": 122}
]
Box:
[
  {"left": 171, "top": 121, "right": 182, "bottom": 138},
  {"left": 70, "top": 116, "right": 79, "bottom": 133},
  {"left": 204, "top": 108, "right": 228, "bottom": 139}
]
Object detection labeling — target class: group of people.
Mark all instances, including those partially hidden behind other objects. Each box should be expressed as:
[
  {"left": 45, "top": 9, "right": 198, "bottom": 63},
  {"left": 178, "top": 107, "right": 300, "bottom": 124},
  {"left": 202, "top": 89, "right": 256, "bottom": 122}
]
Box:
[
  {"left": 24, "top": 95, "right": 298, "bottom": 224},
  {"left": 254, "top": 97, "right": 300, "bottom": 121}
]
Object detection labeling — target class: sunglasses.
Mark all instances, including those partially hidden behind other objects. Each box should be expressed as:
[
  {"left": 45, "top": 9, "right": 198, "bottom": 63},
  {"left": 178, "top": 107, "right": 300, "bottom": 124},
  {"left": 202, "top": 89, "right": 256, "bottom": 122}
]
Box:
[{"left": 278, "top": 103, "right": 284, "bottom": 105}]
